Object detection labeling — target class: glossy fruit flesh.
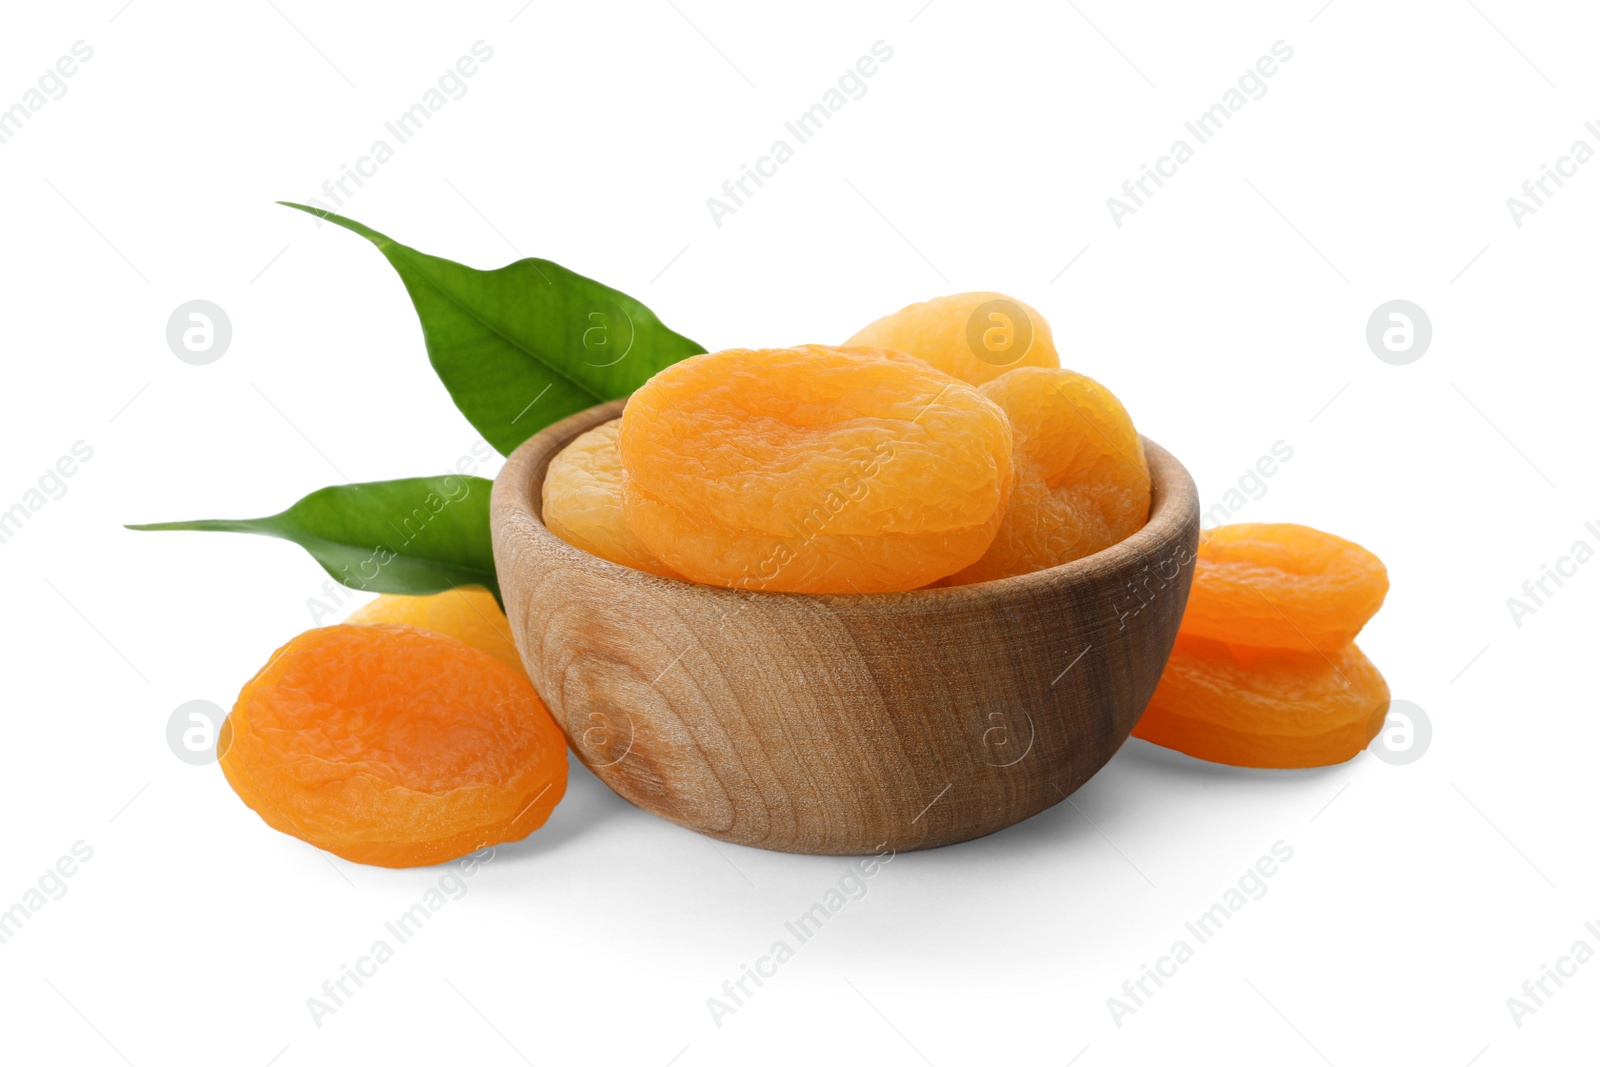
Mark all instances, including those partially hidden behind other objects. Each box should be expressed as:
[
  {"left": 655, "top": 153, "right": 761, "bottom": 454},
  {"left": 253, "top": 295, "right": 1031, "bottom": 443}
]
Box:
[
  {"left": 345, "top": 587, "right": 526, "bottom": 675},
  {"left": 946, "top": 366, "right": 1149, "bottom": 584},
  {"left": 1183, "top": 523, "right": 1388, "bottom": 654},
  {"left": 844, "top": 291, "right": 1060, "bottom": 385},
  {"left": 220, "top": 624, "right": 568, "bottom": 868},
  {"left": 1132, "top": 634, "right": 1389, "bottom": 768},
  {"left": 618, "top": 345, "right": 1013, "bottom": 592},
  {"left": 541, "top": 419, "right": 679, "bottom": 579}
]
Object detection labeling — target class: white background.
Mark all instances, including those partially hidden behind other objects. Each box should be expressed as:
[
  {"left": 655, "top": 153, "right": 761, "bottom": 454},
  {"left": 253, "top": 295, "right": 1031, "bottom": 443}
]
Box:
[{"left": 1, "top": 1, "right": 1595, "bottom": 1064}]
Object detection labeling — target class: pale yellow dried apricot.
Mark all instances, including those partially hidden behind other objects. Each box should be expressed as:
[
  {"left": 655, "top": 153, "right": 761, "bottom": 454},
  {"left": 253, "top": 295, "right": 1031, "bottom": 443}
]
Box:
[
  {"left": 346, "top": 587, "right": 526, "bottom": 675},
  {"left": 946, "top": 366, "right": 1149, "bottom": 584},
  {"left": 845, "top": 291, "right": 1060, "bottom": 385},
  {"left": 542, "top": 419, "right": 678, "bottom": 578}
]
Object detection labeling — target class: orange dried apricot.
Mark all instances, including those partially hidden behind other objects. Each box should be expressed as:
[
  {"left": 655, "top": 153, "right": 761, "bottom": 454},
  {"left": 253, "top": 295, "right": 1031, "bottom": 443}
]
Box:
[
  {"left": 541, "top": 419, "right": 678, "bottom": 578},
  {"left": 945, "top": 366, "right": 1149, "bottom": 584},
  {"left": 617, "top": 345, "right": 1013, "bottom": 593},
  {"left": 346, "top": 587, "right": 526, "bottom": 675},
  {"left": 1132, "top": 634, "right": 1390, "bottom": 768},
  {"left": 1183, "top": 524, "right": 1388, "bottom": 655},
  {"left": 845, "top": 291, "right": 1060, "bottom": 385},
  {"left": 220, "top": 624, "right": 567, "bottom": 868}
]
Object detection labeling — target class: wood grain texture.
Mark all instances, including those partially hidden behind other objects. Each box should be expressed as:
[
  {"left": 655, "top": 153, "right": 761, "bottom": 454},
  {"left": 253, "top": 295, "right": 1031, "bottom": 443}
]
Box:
[{"left": 492, "top": 399, "right": 1200, "bottom": 855}]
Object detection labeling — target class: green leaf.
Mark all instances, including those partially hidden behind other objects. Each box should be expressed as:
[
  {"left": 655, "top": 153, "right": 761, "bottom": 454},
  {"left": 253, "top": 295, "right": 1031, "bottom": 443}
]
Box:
[
  {"left": 128, "top": 476, "right": 499, "bottom": 602},
  {"left": 280, "top": 202, "right": 706, "bottom": 455}
]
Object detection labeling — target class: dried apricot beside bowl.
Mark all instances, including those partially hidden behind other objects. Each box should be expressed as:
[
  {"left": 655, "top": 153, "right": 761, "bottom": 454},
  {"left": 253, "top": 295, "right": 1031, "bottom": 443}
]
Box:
[
  {"left": 1132, "top": 634, "right": 1390, "bottom": 769},
  {"left": 1182, "top": 523, "right": 1389, "bottom": 655},
  {"left": 345, "top": 587, "right": 527, "bottom": 675},
  {"left": 220, "top": 624, "right": 567, "bottom": 868}
]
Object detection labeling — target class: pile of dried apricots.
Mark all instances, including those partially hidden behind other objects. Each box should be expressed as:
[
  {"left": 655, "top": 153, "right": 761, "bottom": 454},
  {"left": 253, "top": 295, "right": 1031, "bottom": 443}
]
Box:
[
  {"left": 546, "top": 294, "right": 1151, "bottom": 592},
  {"left": 1133, "top": 523, "right": 1389, "bottom": 768},
  {"left": 218, "top": 291, "right": 1392, "bottom": 867}
]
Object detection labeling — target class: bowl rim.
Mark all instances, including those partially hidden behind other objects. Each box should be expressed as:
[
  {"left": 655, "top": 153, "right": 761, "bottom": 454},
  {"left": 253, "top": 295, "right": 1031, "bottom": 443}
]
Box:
[{"left": 494, "top": 398, "right": 1198, "bottom": 606}]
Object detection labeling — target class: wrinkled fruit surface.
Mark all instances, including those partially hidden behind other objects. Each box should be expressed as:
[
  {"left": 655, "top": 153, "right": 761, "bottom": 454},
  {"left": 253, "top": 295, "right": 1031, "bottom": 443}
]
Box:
[
  {"left": 346, "top": 587, "right": 526, "bottom": 675},
  {"left": 618, "top": 345, "right": 1014, "bottom": 593},
  {"left": 946, "top": 366, "right": 1149, "bottom": 584},
  {"left": 220, "top": 624, "right": 567, "bottom": 868},
  {"left": 542, "top": 419, "right": 679, "bottom": 579},
  {"left": 1132, "top": 634, "right": 1389, "bottom": 768},
  {"left": 845, "top": 290, "right": 1060, "bottom": 386},
  {"left": 1182, "top": 523, "right": 1388, "bottom": 654}
]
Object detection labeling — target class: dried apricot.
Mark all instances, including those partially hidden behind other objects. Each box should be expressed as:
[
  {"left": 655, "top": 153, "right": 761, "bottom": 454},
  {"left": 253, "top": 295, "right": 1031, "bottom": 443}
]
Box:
[
  {"left": 845, "top": 291, "right": 1060, "bottom": 386},
  {"left": 617, "top": 345, "right": 1013, "bottom": 592},
  {"left": 346, "top": 587, "right": 526, "bottom": 675},
  {"left": 845, "top": 291, "right": 1060, "bottom": 385},
  {"left": 220, "top": 624, "right": 567, "bottom": 868},
  {"left": 1132, "top": 634, "right": 1389, "bottom": 768},
  {"left": 945, "top": 366, "right": 1149, "bottom": 584},
  {"left": 1183, "top": 524, "right": 1388, "bottom": 654},
  {"left": 542, "top": 419, "right": 678, "bottom": 578}
]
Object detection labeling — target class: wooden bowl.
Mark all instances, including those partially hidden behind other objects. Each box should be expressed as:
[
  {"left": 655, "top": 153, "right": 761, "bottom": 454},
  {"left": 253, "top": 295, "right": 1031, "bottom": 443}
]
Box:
[{"left": 492, "top": 400, "right": 1200, "bottom": 855}]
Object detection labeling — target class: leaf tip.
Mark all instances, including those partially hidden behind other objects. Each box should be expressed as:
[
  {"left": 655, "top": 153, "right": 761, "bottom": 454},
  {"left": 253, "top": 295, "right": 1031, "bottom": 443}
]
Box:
[{"left": 278, "top": 201, "right": 389, "bottom": 246}]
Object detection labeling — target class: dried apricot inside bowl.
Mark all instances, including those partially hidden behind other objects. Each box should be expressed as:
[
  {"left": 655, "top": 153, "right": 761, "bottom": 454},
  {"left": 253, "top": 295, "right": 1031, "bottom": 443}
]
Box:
[
  {"left": 946, "top": 366, "right": 1150, "bottom": 584},
  {"left": 845, "top": 291, "right": 1060, "bottom": 385},
  {"left": 492, "top": 397, "right": 1204, "bottom": 854},
  {"left": 616, "top": 344, "right": 1014, "bottom": 592},
  {"left": 220, "top": 624, "right": 567, "bottom": 868},
  {"left": 541, "top": 419, "right": 678, "bottom": 578}
]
